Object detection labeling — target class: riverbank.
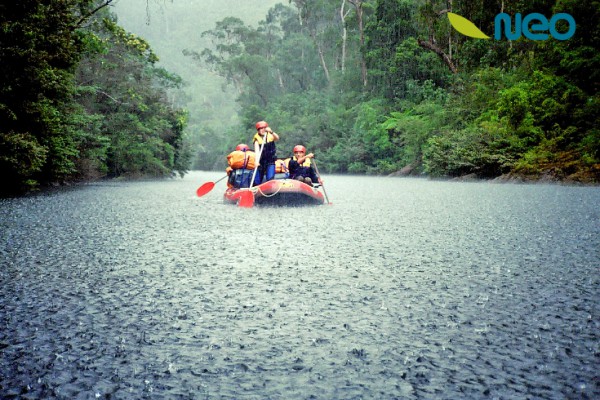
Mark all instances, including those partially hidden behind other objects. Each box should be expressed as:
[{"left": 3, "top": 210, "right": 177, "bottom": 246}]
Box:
[{"left": 390, "top": 163, "right": 600, "bottom": 186}]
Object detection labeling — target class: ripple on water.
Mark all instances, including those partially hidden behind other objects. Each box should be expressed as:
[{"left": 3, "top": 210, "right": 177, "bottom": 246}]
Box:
[{"left": 1, "top": 173, "right": 598, "bottom": 398}]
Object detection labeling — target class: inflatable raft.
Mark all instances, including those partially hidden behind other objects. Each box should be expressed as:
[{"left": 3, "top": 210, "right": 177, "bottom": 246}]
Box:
[{"left": 224, "top": 179, "right": 325, "bottom": 207}]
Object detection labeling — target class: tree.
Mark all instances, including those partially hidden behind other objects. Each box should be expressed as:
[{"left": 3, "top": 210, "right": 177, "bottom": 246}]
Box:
[
  {"left": 1, "top": 0, "right": 83, "bottom": 192},
  {"left": 76, "top": 16, "right": 190, "bottom": 178},
  {"left": 347, "top": 0, "right": 368, "bottom": 86},
  {"left": 415, "top": 0, "right": 457, "bottom": 73},
  {"left": 289, "top": 0, "right": 342, "bottom": 84},
  {"left": 364, "top": 0, "right": 451, "bottom": 100},
  {"left": 1, "top": 0, "right": 191, "bottom": 194}
]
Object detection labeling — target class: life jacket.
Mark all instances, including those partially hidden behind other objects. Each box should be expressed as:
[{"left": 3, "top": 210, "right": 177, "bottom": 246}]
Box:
[
  {"left": 253, "top": 132, "right": 277, "bottom": 163},
  {"left": 292, "top": 156, "right": 311, "bottom": 168},
  {"left": 274, "top": 158, "right": 290, "bottom": 173},
  {"left": 252, "top": 132, "right": 276, "bottom": 145},
  {"left": 227, "top": 150, "right": 256, "bottom": 170}
]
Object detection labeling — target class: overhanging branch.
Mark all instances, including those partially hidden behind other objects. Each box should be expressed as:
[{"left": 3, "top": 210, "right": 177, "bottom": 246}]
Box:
[
  {"left": 417, "top": 38, "right": 458, "bottom": 74},
  {"left": 73, "top": 0, "right": 115, "bottom": 30}
]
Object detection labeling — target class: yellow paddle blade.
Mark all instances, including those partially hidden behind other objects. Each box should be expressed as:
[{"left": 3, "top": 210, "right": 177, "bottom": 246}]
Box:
[{"left": 447, "top": 12, "right": 490, "bottom": 39}]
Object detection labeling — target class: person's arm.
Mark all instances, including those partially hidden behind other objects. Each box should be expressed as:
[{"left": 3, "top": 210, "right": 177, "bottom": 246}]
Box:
[
  {"left": 253, "top": 140, "right": 261, "bottom": 165},
  {"left": 296, "top": 152, "right": 314, "bottom": 165},
  {"left": 266, "top": 128, "right": 279, "bottom": 141}
]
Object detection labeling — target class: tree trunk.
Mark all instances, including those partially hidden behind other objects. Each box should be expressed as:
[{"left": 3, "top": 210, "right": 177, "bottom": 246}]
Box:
[
  {"left": 316, "top": 41, "right": 331, "bottom": 83},
  {"left": 418, "top": 1, "right": 458, "bottom": 74},
  {"left": 448, "top": 0, "right": 453, "bottom": 61},
  {"left": 348, "top": 0, "right": 367, "bottom": 86},
  {"left": 340, "top": 0, "right": 350, "bottom": 73},
  {"left": 277, "top": 68, "right": 285, "bottom": 91}
]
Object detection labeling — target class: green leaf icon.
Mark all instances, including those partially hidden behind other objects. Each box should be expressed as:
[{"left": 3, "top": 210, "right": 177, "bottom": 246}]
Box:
[{"left": 447, "top": 12, "right": 490, "bottom": 39}]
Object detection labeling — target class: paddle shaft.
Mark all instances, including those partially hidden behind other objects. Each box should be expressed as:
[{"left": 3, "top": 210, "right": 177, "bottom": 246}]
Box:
[
  {"left": 250, "top": 133, "right": 267, "bottom": 188},
  {"left": 213, "top": 174, "right": 228, "bottom": 184},
  {"left": 312, "top": 159, "right": 330, "bottom": 204}
]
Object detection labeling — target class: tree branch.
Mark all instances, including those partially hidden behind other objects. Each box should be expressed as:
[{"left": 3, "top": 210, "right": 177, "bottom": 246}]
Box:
[
  {"left": 97, "top": 90, "right": 128, "bottom": 105},
  {"left": 417, "top": 39, "right": 458, "bottom": 74},
  {"left": 73, "top": 0, "right": 115, "bottom": 30}
]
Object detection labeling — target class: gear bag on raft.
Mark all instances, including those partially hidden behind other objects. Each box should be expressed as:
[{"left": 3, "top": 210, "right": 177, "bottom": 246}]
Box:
[{"left": 227, "top": 150, "right": 256, "bottom": 170}]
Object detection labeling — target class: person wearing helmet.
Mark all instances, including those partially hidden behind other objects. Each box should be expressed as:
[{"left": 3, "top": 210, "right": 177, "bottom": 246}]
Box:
[
  {"left": 226, "top": 143, "right": 254, "bottom": 188},
  {"left": 288, "top": 145, "right": 319, "bottom": 185},
  {"left": 252, "top": 121, "right": 280, "bottom": 185}
]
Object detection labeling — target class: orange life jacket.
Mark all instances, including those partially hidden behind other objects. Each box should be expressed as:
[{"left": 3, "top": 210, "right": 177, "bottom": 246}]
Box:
[
  {"left": 227, "top": 150, "right": 256, "bottom": 170},
  {"left": 274, "top": 158, "right": 290, "bottom": 173}
]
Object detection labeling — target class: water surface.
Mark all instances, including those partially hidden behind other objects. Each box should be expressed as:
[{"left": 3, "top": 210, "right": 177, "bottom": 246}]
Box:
[{"left": 1, "top": 172, "right": 598, "bottom": 398}]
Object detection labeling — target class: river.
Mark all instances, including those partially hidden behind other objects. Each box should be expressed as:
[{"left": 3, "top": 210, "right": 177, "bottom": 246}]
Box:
[{"left": 1, "top": 171, "right": 598, "bottom": 399}]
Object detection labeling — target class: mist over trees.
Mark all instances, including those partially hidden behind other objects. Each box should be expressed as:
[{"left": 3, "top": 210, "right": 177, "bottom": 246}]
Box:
[
  {"left": 113, "top": 0, "right": 281, "bottom": 170},
  {"left": 1, "top": 0, "right": 598, "bottom": 195}
]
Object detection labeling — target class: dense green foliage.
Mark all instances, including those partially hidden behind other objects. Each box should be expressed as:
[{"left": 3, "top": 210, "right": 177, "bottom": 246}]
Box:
[
  {"left": 2, "top": 1, "right": 598, "bottom": 195},
  {"left": 188, "top": 0, "right": 598, "bottom": 182},
  {"left": 0, "top": 1, "right": 190, "bottom": 195},
  {"left": 112, "top": 0, "right": 282, "bottom": 171}
]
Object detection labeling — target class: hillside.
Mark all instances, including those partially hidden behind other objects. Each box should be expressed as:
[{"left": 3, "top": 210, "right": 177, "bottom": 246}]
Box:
[{"left": 113, "top": 0, "right": 282, "bottom": 127}]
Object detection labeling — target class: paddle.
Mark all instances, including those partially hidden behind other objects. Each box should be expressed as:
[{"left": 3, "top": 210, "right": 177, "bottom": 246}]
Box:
[
  {"left": 250, "top": 133, "right": 267, "bottom": 188},
  {"left": 312, "top": 159, "right": 331, "bottom": 204},
  {"left": 196, "top": 175, "right": 228, "bottom": 197},
  {"left": 237, "top": 190, "right": 255, "bottom": 208}
]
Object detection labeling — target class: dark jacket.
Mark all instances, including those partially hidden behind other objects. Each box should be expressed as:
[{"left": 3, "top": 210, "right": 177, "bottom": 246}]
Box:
[
  {"left": 288, "top": 157, "right": 318, "bottom": 183},
  {"left": 253, "top": 133, "right": 277, "bottom": 164}
]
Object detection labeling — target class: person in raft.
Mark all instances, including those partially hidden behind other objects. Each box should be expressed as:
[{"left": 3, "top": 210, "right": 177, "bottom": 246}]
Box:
[
  {"left": 252, "top": 120, "right": 279, "bottom": 185},
  {"left": 226, "top": 144, "right": 255, "bottom": 188},
  {"left": 288, "top": 145, "right": 320, "bottom": 185}
]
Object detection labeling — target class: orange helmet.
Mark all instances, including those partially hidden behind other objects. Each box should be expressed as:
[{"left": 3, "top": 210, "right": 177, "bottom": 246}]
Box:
[
  {"left": 235, "top": 143, "right": 249, "bottom": 151},
  {"left": 255, "top": 121, "right": 268, "bottom": 130},
  {"left": 293, "top": 145, "right": 306, "bottom": 153}
]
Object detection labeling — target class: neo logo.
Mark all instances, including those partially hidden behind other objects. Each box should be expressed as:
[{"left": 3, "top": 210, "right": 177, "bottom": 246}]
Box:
[{"left": 447, "top": 12, "right": 576, "bottom": 41}]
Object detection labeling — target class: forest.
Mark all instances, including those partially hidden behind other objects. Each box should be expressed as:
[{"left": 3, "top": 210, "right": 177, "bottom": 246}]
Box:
[
  {"left": 0, "top": 0, "right": 190, "bottom": 195},
  {"left": 1, "top": 1, "right": 598, "bottom": 196}
]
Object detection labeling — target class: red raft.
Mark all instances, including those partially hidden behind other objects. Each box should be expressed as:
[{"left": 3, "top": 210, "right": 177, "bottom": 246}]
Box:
[{"left": 224, "top": 179, "right": 325, "bottom": 207}]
